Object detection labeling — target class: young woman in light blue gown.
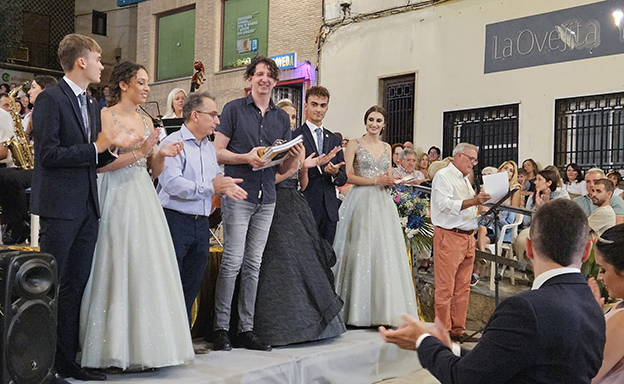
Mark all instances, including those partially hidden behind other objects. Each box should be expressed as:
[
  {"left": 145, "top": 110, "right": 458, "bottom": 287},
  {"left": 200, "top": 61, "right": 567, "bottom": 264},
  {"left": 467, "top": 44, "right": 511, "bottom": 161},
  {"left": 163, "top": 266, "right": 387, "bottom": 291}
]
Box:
[
  {"left": 333, "top": 105, "right": 418, "bottom": 327},
  {"left": 79, "top": 62, "right": 194, "bottom": 370}
]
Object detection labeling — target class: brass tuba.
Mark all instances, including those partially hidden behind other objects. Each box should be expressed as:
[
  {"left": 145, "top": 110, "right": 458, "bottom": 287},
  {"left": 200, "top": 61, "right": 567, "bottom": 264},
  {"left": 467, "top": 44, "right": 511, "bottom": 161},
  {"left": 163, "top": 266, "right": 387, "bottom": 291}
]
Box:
[{"left": 4, "top": 82, "right": 34, "bottom": 170}]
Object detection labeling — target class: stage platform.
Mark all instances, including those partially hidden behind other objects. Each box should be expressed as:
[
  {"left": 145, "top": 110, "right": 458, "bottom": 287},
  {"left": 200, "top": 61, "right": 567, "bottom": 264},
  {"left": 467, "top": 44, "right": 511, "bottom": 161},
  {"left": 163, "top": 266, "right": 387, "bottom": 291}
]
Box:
[{"left": 67, "top": 329, "right": 422, "bottom": 384}]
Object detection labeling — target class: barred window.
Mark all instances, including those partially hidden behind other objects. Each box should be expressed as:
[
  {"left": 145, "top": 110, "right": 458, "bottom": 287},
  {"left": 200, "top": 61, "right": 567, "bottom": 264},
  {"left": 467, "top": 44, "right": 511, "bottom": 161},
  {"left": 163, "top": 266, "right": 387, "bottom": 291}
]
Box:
[
  {"left": 554, "top": 92, "right": 624, "bottom": 172},
  {"left": 382, "top": 74, "right": 415, "bottom": 145},
  {"left": 443, "top": 104, "right": 519, "bottom": 176}
]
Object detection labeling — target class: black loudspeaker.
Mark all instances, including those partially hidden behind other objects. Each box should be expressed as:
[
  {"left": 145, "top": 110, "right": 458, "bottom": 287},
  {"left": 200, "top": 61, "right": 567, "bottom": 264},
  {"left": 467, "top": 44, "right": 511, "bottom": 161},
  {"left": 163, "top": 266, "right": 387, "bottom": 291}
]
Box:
[{"left": 0, "top": 249, "right": 57, "bottom": 384}]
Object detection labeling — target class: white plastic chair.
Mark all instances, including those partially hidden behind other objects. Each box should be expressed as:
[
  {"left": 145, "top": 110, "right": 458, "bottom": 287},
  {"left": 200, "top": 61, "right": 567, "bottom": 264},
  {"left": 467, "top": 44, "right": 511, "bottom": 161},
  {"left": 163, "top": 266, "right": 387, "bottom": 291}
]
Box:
[{"left": 485, "top": 213, "right": 523, "bottom": 291}]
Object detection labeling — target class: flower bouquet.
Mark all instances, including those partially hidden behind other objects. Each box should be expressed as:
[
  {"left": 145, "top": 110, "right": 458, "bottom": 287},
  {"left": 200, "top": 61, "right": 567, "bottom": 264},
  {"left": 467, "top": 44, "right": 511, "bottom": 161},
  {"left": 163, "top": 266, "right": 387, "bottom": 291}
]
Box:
[{"left": 391, "top": 186, "right": 434, "bottom": 255}]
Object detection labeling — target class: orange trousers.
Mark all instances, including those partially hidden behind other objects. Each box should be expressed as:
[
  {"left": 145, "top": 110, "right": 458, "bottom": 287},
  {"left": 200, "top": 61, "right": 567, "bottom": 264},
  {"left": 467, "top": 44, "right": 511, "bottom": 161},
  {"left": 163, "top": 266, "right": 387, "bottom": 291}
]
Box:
[{"left": 433, "top": 226, "right": 475, "bottom": 336}]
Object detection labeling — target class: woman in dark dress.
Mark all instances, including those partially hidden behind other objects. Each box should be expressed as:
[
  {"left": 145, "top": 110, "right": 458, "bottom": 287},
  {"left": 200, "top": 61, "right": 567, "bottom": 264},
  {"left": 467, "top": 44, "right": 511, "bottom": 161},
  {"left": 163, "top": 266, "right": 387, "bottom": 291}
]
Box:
[{"left": 253, "top": 100, "right": 345, "bottom": 346}]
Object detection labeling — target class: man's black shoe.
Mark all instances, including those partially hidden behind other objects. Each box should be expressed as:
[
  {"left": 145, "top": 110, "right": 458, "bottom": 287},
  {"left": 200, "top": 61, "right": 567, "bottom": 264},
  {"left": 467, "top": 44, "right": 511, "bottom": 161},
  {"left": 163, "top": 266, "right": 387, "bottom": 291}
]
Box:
[
  {"left": 213, "top": 330, "right": 232, "bottom": 351},
  {"left": 58, "top": 362, "right": 107, "bottom": 381},
  {"left": 238, "top": 331, "right": 272, "bottom": 351}
]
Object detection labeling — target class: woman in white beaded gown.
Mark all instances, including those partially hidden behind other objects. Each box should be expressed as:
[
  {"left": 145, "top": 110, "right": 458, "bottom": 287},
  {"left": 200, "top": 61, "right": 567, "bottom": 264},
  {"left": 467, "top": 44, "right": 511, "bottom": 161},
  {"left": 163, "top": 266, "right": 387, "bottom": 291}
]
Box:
[
  {"left": 79, "top": 62, "right": 194, "bottom": 370},
  {"left": 333, "top": 105, "right": 418, "bottom": 327}
]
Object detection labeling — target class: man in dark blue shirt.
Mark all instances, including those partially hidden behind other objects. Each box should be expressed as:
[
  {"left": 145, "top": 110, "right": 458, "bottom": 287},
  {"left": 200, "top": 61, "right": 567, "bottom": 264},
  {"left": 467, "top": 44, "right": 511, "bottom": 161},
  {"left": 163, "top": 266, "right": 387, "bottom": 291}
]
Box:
[{"left": 213, "top": 56, "right": 303, "bottom": 352}]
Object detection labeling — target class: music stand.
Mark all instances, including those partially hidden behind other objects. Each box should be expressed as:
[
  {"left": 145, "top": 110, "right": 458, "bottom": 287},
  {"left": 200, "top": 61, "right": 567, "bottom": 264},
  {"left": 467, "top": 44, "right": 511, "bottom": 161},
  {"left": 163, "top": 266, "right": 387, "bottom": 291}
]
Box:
[
  {"left": 480, "top": 187, "right": 522, "bottom": 305},
  {"left": 460, "top": 188, "right": 534, "bottom": 343}
]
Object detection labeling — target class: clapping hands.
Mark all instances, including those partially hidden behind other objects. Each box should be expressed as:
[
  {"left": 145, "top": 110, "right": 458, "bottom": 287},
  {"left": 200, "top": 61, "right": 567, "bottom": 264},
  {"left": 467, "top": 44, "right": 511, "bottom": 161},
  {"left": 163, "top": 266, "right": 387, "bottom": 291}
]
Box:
[
  {"left": 136, "top": 128, "right": 161, "bottom": 158},
  {"left": 303, "top": 146, "right": 343, "bottom": 170},
  {"left": 379, "top": 315, "right": 452, "bottom": 351},
  {"left": 212, "top": 174, "right": 247, "bottom": 200}
]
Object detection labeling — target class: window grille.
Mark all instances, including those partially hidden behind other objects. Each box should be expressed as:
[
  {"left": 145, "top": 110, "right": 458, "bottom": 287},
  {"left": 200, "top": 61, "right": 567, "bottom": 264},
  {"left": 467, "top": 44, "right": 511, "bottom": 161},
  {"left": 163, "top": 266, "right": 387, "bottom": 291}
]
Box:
[
  {"left": 443, "top": 104, "right": 519, "bottom": 176},
  {"left": 554, "top": 92, "right": 624, "bottom": 172},
  {"left": 382, "top": 74, "right": 415, "bottom": 145}
]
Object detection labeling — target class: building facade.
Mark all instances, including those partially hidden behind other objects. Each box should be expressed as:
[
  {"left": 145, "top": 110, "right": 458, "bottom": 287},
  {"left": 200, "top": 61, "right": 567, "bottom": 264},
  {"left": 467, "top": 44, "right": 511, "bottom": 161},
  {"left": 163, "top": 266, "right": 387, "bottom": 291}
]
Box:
[
  {"left": 136, "top": 0, "right": 322, "bottom": 124},
  {"left": 75, "top": 0, "right": 139, "bottom": 89},
  {"left": 319, "top": 0, "right": 624, "bottom": 173}
]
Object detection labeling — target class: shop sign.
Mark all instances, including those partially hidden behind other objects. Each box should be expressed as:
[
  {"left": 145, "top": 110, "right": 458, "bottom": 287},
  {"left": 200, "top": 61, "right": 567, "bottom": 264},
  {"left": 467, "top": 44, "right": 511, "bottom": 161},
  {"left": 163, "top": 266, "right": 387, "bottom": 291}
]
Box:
[
  {"left": 485, "top": 0, "right": 624, "bottom": 73},
  {"left": 270, "top": 53, "right": 297, "bottom": 70}
]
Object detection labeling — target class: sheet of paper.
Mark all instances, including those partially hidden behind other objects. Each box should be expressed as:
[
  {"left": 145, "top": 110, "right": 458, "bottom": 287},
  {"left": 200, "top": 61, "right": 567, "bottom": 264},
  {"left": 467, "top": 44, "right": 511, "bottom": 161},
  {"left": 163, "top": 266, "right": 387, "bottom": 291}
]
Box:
[{"left": 482, "top": 172, "right": 509, "bottom": 204}]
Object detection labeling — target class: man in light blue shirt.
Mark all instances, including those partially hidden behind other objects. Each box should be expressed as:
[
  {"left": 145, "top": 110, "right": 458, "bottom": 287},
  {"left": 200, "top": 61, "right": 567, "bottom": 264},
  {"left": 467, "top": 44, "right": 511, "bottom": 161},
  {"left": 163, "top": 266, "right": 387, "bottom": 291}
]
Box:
[{"left": 158, "top": 92, "right": 246, "bottom": 323}]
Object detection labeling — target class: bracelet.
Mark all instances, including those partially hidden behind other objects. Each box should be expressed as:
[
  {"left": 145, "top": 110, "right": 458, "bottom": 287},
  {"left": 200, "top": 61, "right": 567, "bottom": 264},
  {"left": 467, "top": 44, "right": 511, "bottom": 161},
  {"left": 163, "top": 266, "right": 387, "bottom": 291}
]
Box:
[
  {"left": 373, "top": 176, "right": 378, "bottom": 186},
  {"left": 131, "top": 151, "right": 138, "bottom": 162}
]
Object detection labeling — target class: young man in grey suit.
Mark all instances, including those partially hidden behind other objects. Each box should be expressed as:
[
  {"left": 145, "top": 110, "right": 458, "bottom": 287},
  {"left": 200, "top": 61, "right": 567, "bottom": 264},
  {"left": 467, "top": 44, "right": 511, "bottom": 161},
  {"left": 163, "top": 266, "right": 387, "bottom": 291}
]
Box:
[{"left": 381, "top": 199, "right": 606, "bottom": 384}]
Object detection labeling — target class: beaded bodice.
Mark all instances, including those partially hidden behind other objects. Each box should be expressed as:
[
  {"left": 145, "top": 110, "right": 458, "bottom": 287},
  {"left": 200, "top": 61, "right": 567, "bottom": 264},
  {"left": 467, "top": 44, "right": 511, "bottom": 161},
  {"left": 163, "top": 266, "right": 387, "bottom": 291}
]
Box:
[
  {"left": 110, "top": 110, "right": 150, "bottom": 169},
  {"left": 353, "top": 140, "right": 389, "bottom": 178}
]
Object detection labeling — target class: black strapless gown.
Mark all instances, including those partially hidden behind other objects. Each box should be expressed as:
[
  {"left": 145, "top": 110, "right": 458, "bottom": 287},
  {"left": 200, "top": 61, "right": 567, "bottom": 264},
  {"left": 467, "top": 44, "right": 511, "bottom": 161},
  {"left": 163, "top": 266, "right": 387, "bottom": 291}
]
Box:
[{"left": 254, "top": 175, "right": 345, "bottom": 346}]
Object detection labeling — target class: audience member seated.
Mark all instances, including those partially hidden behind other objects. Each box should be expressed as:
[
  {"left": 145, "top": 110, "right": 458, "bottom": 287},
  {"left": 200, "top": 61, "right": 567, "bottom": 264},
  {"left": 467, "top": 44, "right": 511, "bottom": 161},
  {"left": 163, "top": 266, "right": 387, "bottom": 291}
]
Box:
[
  {"left": 427, "top": 146, "right": 441, "bottom": 163},
  {"left": 415, "top": 152, "right": 431, "bottom": 183},
  {"left": 521, "top": 158, "right": 539, "bottom": 194},
  {"left": 391, "top": 143, "right": 404, "bottom": 169},
  {"left": 588, "top": 178, "right": 616, "bottom": 237},
  {"left": 403, "top": 140, "right": 413, "bottom": 149},
  {"left": 607, "top": 171, "right": 624, "bottom": 199},
  {"left": 514, "top": 168, "right": 569, "bottom": 267},
  {"left": 524, "top": 168, "right": 568, "bottom": 224},
  {"left": 574, "top": 168, "right": 624, "bottom": 225},
  {"left": 428, "top": 156, "right": 452, "bottom": 179},
  {"left": 97, "top": 85, "right": 109, "bottom": 110},
  {"left": 563, "top": 163, "right": 586, "bottom": 198},
  {"left": 545, "top": 164, "right": 570, "bottom": 200},
  {"left": 589, "top": 224, "right": 624, "bottom": 384},
  {"left": 498, "top": 160, "right": 522, "bottom": 207},
  {"left": 516, "top": 168, "right": 529, "bottom": 205},
  {"left": 472, "top": 200, "right": 515, "bottom": 285},
  {"left": 393, "top": 148, "right": 424, "bottom": 183},
  {"left": 481, "top": 166, "right": 497, "bottom": 177}
]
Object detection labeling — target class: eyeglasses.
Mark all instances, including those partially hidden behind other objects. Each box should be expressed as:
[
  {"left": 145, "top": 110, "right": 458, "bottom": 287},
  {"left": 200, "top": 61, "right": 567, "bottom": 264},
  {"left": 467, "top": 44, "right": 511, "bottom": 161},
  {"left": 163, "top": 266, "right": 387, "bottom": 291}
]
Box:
[
  {"left": 460, "top": 152, "right": 478, "bottom": 165},
  {"left": 195, "top": 110, "right": 220, "bottom": 119}
]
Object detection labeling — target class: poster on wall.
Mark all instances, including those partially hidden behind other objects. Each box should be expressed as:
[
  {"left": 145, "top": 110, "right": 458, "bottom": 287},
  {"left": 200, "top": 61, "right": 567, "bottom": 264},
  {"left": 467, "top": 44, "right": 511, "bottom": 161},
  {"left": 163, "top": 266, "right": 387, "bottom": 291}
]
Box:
[
  {"left": 222, "top": 0, "right": 268, "bottom": 69},
  {"left": 0, "top": 69, "right": 34, "bottom": 86}
]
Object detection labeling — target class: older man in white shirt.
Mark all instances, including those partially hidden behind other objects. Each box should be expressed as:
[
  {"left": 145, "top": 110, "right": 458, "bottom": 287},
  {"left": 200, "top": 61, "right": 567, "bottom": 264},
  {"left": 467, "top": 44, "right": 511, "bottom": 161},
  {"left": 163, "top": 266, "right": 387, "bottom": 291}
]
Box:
[{"left": 430, "top": 142, "right": 490, "bottom": 341}]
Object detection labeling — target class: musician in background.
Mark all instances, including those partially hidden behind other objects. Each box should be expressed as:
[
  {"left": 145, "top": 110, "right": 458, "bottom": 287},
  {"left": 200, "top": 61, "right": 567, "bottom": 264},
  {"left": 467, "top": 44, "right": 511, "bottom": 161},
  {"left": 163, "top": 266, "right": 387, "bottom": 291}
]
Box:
[{"left": 0, "top": 76, "right": 57, "bottom": 244}]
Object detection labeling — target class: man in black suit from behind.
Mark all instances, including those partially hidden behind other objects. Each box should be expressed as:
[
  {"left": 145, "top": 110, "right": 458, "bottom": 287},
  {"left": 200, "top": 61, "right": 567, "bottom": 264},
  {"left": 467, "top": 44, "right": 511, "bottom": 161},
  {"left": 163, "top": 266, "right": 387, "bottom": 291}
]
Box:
[
  {"left": 31, "top": 34, "right": 137, "bottom": 383},
  {"left": 293, "top": 86, "right": 346, "bottom": 244},
  {"left": 381, "top": 198, "right": 606, "bottom": 384}
]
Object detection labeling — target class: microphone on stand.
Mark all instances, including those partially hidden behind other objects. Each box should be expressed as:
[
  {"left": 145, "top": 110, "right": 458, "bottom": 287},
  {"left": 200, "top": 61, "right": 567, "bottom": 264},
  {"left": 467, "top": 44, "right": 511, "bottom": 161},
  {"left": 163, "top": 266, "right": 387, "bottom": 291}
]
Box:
[{"left": 475, "top": 172, "right": 482, "bottom": 194}]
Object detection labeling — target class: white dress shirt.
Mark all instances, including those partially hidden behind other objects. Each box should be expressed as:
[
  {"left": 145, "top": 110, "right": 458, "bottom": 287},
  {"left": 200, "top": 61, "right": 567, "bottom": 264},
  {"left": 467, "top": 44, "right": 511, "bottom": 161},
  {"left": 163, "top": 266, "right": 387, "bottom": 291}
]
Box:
[{"left": 430, "top": 162, "right": 479, "bottom": 231}]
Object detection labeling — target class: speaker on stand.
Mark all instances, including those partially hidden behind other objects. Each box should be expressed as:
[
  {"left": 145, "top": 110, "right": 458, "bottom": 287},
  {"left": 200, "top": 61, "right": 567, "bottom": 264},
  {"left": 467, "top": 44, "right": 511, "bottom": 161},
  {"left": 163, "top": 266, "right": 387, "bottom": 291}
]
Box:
[{"left": 0, "top": 248, "right": 57, "bottom": 384}]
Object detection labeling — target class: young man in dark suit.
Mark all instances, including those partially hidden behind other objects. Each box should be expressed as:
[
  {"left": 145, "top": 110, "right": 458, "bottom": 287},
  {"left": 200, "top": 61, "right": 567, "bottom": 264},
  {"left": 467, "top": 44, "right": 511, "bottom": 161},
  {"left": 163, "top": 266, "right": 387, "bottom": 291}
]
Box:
[
  {"left": 293, "top": 86, "right": 346, "bottom": 244},
  {"left": 380, "top": 199, "right": 606, "bottom": 384},
  {"left": 31, "top": 34, "right": 137, "bottom": 383}
]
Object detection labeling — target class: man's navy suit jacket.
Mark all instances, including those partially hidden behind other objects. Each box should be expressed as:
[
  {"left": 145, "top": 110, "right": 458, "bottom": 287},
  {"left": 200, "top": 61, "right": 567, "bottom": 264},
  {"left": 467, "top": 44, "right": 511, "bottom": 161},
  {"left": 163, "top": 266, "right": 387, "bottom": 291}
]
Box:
[
  {"left": 293, "top": 123, "right": 346, "bottom": 223},
  {"left": 30, "top": 79, "right": 113, "bottom": 220},
  {"left": 418, "top": 272, "right": 606, "bottom": 384}
]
